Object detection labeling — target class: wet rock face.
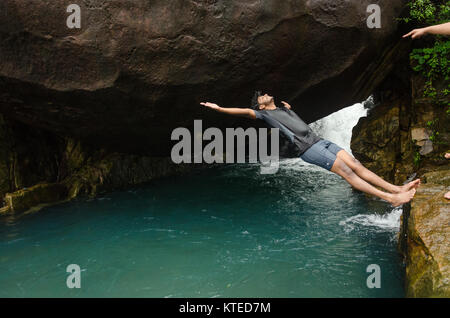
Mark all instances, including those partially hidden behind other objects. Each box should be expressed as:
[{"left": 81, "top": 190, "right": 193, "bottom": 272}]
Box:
[
  {"left": 351, "top": 101, "right": 402, "bottom": 182},
  {"left": 0, "top": 0, "right": 405, "bottom": 155}
]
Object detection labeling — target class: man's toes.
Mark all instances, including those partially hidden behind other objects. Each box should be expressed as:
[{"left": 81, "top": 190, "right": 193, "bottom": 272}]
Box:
[{"left": 407, "top": 179, "right": 421, "bottom": 190}]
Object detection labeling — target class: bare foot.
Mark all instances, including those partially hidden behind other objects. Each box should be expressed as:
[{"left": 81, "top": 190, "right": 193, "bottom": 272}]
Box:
[
  {"left": 394, "top": 179, "right": 421, "bottom": 193},
  {"left": 389, "top": 189, "right": 416, "bottom": 207},
  {"left": 445, "top": 191, "right": 450, "bottom": 200}
]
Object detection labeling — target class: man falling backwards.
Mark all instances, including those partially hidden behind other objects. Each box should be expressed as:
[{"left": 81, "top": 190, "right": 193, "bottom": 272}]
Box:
[{"left": 201, "top": 92, "right": 420, "bottom": 207}]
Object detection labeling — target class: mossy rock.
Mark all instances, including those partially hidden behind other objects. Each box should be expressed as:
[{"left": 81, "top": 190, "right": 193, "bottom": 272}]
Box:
[
  {"left": 401, "top": 170, "right": 450, "bottom": 298},
  {"left": 4, "top": 183, "right": 68, "bottom": 213},
  {"left": 422, "top": 170, "right": 450, "bottom": 187}
]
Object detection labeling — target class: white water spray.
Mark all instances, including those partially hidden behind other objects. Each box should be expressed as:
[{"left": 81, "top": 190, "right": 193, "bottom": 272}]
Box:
[
  {"left": 339, "top": 207, "right": 403, "bottom": 235},
  {"left": 309, "top": 102, "right": 368, "bottom": 154}
]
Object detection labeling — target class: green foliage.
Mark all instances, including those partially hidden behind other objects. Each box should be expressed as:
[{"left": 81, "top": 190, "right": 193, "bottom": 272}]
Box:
[
  {"left": 414, "top": 150, "right": 422, "bottom": 167},
  {"left": 410, "top": 40, "right": 450, "bottom": 98},
  {"left": 402, "top": 0, "right": 437, "bottom": 24},
  {"left": 402, "top": 1, "right": 450, "bottom": 100},
  {"left": 426, "top": 118, "right": 446, "bottom": 144},
  {"left": 401, "top": 0, "right": 450, "bottom": 25}
]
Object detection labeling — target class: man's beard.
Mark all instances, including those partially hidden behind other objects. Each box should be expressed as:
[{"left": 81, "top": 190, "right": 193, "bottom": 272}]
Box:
[{"left": 263, "top": 97, "right": 274, "bottom": 105}]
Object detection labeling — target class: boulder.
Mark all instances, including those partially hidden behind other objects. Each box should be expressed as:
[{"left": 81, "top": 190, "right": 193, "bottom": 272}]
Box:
[{"left": 0, "top": 0, "right": 406, "bottom": 155}]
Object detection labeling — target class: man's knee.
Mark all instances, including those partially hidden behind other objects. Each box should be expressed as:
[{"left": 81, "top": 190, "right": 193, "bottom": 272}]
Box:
[
  {"left": 351, "top": 157, "right": 364, "bottom": 172},
  {"left": 338, "top": 150, "right": 363, "bottom": 171},
  {"left": 332, "top": 159, "right": 354, "bottom": 177}
]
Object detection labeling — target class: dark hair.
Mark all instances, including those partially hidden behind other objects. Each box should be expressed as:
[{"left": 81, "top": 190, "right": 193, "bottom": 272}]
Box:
[{"left": 251, "top": 91, "right": 262, "bottom": 110}]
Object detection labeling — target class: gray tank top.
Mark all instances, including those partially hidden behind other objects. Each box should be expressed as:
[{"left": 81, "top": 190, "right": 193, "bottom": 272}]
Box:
[{"left": 254, "top": 107, "right": 322, "bottom": 156}]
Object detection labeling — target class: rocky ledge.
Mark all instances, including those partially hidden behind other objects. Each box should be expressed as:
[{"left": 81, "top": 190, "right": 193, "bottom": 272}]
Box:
[
  {"left": 0, "top": 113, "right": 192, "bottom": 214},
  {"left": 399, "top": 169, "right": 450, "bottom": 297}
]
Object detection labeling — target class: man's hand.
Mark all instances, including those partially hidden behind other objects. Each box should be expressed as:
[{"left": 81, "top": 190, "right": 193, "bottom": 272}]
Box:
[
  {"left": 200, "top": 102, "right": 220, "bottom": 110},
  {"left": 403, "top": 27, "right": 428, "bottom": 39},
  {"left": 281, "top": 101, "right": 291, "bottom": 109},
  {"left": 200, "top": 102, "right": 255, "bottom": 119}
]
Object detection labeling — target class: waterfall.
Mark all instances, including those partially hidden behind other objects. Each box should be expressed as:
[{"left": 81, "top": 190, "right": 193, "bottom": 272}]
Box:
[
  {"left": 309, "top": 100, "right": 369, "bottom": 153},
  {"left": 279, "top": 97, "right": 370, "bottom": 169}
]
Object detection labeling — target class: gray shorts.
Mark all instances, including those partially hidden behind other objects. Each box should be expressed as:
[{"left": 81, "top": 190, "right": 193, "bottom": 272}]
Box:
[{"left": 300, "top": 139, "right": 344, "bottom": 171}]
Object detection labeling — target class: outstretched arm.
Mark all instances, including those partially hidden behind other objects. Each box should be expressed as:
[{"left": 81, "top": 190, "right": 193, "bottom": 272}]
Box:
[
  {"left": 200, "top": 102, "right": 257, "bottom": 119},
  {"left": 403, "top": 22, "right": 450, "bottom": 39}
]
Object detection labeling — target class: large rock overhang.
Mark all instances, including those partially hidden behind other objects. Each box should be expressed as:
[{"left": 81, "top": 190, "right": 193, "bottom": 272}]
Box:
[{"left": 0, "top": 0, "right": 407, "bottom": 156}]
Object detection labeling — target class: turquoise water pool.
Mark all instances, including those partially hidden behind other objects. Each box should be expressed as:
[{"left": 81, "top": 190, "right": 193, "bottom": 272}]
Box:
[{"left": 0, "top": 160, "right": 405, "bottom": 297}]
